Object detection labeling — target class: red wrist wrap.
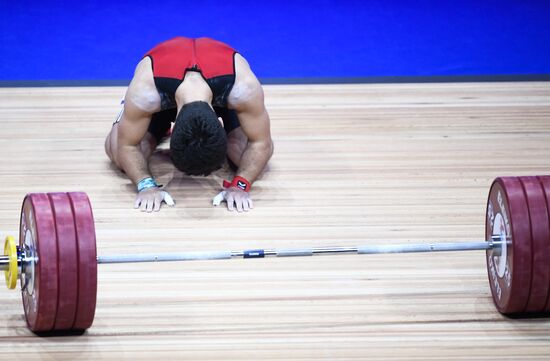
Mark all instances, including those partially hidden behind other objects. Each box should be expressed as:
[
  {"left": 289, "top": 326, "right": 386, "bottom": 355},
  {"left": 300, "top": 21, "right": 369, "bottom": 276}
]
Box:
[{"left": 223, "top": 176, "right": 251, "bottom": 192}]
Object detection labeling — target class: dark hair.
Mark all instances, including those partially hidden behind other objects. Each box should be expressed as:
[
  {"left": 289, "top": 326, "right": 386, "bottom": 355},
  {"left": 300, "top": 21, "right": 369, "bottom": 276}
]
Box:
[{"left": 170, "top": 101, "right": 227, "bottom": 176}]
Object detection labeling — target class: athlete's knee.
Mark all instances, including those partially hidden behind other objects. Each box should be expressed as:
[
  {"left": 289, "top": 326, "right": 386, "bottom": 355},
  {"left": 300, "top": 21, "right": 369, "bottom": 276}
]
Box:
[
  {"left": 104, "top": 134, "right": 112, "bottom": 158},
  {"left": 140, "top": 132, "right": 158, "bottom": 159},
  {"left": 105, "top": 132, "right": 123, "bottom": 169},
  {"left": 227, "top": 128, "right": 247, "bottom": 148},
  {"left": 227, "top": 134, "right": 246, "bottom": 162}
]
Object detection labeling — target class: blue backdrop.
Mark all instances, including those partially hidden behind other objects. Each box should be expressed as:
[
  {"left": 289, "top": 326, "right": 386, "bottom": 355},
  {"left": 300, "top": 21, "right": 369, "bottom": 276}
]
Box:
[{"left": 1, "top": 1, "right": 549, "bottom": 82}]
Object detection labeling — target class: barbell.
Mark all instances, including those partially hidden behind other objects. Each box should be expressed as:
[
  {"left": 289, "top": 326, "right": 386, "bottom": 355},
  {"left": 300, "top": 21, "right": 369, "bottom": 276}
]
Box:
[{"left": 2, "top": 175, "right": 550, "bottom": 334}]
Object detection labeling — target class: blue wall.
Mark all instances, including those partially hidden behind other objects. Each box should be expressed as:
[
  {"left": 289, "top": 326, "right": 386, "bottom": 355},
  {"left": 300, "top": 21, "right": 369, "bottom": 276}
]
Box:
[{"left": 1, "top": 1, "right": 549, "bottom": 82}]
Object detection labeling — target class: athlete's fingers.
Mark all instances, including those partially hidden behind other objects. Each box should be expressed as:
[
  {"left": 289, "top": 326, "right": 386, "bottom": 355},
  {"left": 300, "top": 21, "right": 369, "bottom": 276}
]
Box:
[
  {"left": 212, "top": 191, "right": 225, "bottom": 206},
  {"left": 242, "top": 198, "right": 250, "bottom": 212},
  {"left": 226, "top": 194, "right": 235, "bottom": 211},
  {"left": 153, "top": 194, "right": 162, "bottom": 212},
  {"left": 235, "top": 197, "right": 244, "bottom": 212},
  {"left": 163, "top": 191, "right": 175, "bottom": 206},
  {"left": 146, "top": 198, "right": 154, "bottom": 213},
  {"left": 140, "top": 198, "right": 148, "bottom": 212}
]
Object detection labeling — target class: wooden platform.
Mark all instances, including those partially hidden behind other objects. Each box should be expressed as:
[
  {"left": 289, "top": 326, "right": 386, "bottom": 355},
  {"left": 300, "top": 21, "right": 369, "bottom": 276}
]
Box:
[{"left": 1, "top": 82, "right": 550, "bottom": 360}]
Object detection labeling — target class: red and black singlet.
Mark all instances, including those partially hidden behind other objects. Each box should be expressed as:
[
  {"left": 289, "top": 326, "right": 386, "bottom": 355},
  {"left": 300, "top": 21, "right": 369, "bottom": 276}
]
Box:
[{"left": 144, "top": 37, "right": 237, "bottom": 108}]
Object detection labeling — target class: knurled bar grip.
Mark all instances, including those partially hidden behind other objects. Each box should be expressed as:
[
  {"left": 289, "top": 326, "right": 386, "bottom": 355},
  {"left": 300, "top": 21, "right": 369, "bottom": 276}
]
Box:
[
  {"left": 357, "top": 241, "right": 492, "bottom": 254},
  {"left": 97, "top": 251, "right": 233, "bottom": 264}
]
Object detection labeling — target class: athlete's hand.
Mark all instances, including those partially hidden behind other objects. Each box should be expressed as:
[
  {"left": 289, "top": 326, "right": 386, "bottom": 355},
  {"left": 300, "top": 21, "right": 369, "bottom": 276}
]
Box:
[
  {"left": 212, "top": 187, "right": 253, "bottom": 212},
  {"left": 134, "top": 187, "right": 175, "bottom": 212}
]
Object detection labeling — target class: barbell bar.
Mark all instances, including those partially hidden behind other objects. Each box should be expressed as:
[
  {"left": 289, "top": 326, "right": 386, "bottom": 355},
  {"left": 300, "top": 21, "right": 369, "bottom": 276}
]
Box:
[
  {"left": 1, "top": 238, "right": 501, "bottom": 268},
  {"left": 2, "top": 175, "right": 550, "bottom": 334}
]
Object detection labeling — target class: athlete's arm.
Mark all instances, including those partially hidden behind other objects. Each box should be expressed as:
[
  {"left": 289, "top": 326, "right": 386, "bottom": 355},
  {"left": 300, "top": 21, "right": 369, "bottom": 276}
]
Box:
[
  {"left": 223, "top": 58, "right": 273, "bottom": 212},
  {"left": 116, "top": 99, "right": 174, "bottom": 212},
  {"left": 116, "top": 98, "right": 154, "bottom": 185},
  {"left": 116, "top": 58, "right": 162, "bottom": 184},
  {"left": 229, "top": 55, "right": 274, "bottom": 183},
  {"left": 232, "top": 81, "right": 273, "bottom": 183},
  {"left": 115, "top": 59, "right": 174, "bottom": 212}
]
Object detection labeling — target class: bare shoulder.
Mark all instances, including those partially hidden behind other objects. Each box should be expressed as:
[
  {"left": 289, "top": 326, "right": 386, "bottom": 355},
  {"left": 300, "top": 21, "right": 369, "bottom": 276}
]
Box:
[
  {"left": 124, "top": 57, "right": 161, "bottom": 115},
  {"left": 227, "top": 54, "right": 264, "bottom": 111}
]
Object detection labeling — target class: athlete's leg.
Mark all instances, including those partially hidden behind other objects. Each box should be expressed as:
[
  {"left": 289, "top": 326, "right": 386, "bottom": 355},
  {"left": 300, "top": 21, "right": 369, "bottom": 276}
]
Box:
[
  {"left": 105, "top": 107, "right": 174, "bottom": 169},
  {"left": 226, "top": 127, "right": 247, "bottom": 168}
]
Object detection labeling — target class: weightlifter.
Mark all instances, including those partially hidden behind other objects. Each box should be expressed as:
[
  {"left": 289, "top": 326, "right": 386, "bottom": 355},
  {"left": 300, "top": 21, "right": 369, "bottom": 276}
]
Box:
[{"left": 105, "top": 36, "right": 273, "bottom": 213}]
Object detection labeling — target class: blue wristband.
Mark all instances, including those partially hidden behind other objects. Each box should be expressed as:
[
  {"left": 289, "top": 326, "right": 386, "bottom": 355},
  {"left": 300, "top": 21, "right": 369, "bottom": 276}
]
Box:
[{"left": 137, "top": 177, "right": 159, "bottom": 192}]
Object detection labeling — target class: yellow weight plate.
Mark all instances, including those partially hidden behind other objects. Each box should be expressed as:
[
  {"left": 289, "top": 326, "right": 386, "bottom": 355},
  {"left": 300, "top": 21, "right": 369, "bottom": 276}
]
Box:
[{"left": 4, "top": 236, "right": 17, "bottom": 289}]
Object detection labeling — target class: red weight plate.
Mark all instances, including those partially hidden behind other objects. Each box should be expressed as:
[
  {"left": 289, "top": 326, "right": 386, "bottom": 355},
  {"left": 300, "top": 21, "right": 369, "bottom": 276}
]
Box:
[
  {"left": 519, "top": 177, "right": 550, "bottom": 313},
  {"left": 485, "top": 177, "right": 532, "bottom": 314},
  {"left": 48, "top": 193, "right": 79, "bottom": 330},
  {"left": 68, "top": 192, "right": 97, "bottom": 330},
  {"left": 536, "top": 175, "right": 550, "bottom": 312},
  {"left": 19, "top": 193, "right": 59, "bottom": 332}
]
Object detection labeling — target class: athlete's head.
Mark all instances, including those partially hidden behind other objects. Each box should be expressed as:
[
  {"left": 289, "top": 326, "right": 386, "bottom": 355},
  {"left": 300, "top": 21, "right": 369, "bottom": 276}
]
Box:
[{"left": 170, "top": 101, "right": 227, "bottom": 176}]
